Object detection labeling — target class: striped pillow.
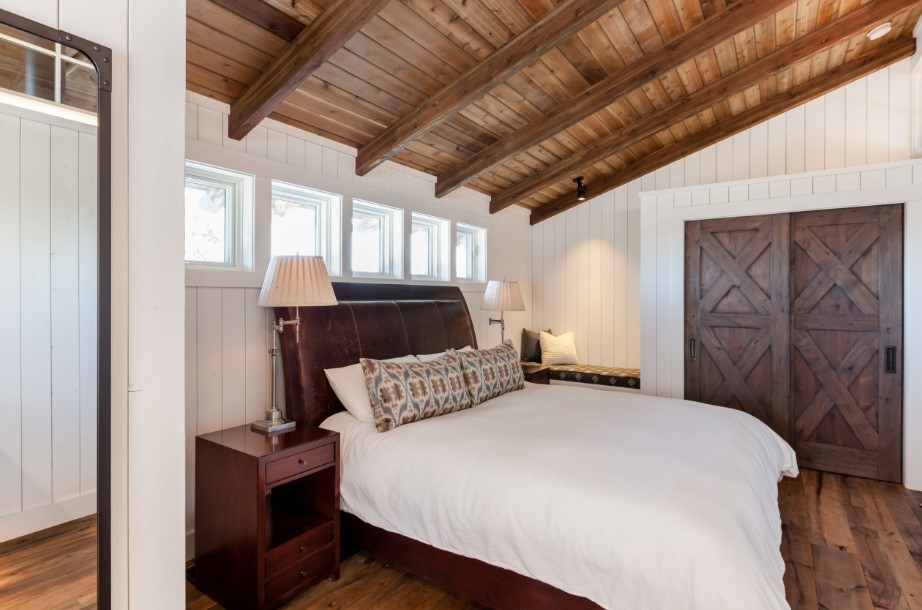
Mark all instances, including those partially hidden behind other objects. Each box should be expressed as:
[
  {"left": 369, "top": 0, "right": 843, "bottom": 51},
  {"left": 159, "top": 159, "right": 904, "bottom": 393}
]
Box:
[{"left": 539, "top": 331, "right": 579, "bottom": 365}]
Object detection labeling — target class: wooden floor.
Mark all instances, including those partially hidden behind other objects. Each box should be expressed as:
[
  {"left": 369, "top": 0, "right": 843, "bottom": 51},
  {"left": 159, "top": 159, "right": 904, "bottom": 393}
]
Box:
[
  {"left": 0, "top": 515, "right": 96, "bottom": 610},
  {"left": 2, "top": 471, "right": 920, "bottom": 609}
]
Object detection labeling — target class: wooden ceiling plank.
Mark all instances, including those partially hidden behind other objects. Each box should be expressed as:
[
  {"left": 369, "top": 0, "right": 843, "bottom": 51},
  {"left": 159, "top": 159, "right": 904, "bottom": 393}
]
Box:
[
  {"left": 354, "top": 0, "right": 626, "bottom": 176},
  {"left": 209, "top": 0, "right": 303, "bottom": 41},
  {"left": 528, "top": 36, "right": 914, "bottom": 225},
  {"left": 491, "top": 0, "right": 919, "bottom": 213},
  {"left": 227, "top": 0, "right": 390, "bottom": 141},
  {"left": 436, "top": 0, "right": 782, "bottom": 198}
]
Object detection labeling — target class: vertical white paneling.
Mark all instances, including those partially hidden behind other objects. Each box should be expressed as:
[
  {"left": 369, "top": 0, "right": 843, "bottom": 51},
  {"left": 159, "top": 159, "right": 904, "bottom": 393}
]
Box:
[
  {"left": 220, "top": 114, "right": 245, "bottom": 153},
  {"left": 0, "top": 113, "right": 22, "bottom": 518},
  {"left": 749, "top": 122, "right": 768, "bottom": 179},
  {"left": 196, "top": 287, "right": 223, "bottom": 435},
  {"left": 267, "top": 129, "right": 287, "bottom": 164},
  {"left": 613, "top": 186, "right": 628, "bottom": 366},
  {"left": 888, "top": 61, "right": 911, "bottom": 161},
  {"left": 804, "top": 98, "right": 825, "bottom": 172},
  {"left": 19, "top": 119, "right": 52, "bottom": 512},
  {"left": 576, "top": 205, "right": 590, "bottom": 360},
  {"left": 554, "top": 216, "right": 566, "bottom": 333},
  {"left": 601, "top": 190, "right": 615, "bottom": 366},
  {"left": 246, "top": 126, "right": 269, "bottom": 159},
  {"left": 825, "top": 88, "right": 846, "bottom": 169},
  {"left": 196, "top": 107, "right": 222, "bottom": 146},
  {"left": 866, "top": 69, "right": 890, "bottom": 165},
  {"left": 785, "top": 105, "right": 805, "bottom": 174},
  {"left": 565, "top": 211, "right": 579, "bottom": 350},
  {"left": 715, "top": 139, "right": 733, "bottom": 182},
  {"left": 699, "top": 145, "right": 717, "bottom": 184},
  {"left": 286, "top": 136, "right": 306, "bottom": 168},
  {"left": 684, "top": 152, "right": 701, "bottom": 187},
  {"left": 767, "top": 115, "right": 786, "bottom": 176},
  {"left": 531, "top": 218, "right": 543, "bottom": 332},
  {"left": 845, "top": 79, "right": 868, "bottom": 167},
  {"left": 50, "top": 126, "right": 81, "bottom": 502},
  {"left": 543, "top": 220, "right": 555, "bottom": 332},
  {"left": 588, "top": 198, "right": 602, "bottom": 365},
  {"left": 78, "top": 132, "right": 98, "bottom": 495},
  {"left": 626, "top": 179, "right": 641, "bottom": 368},
  {"left": 244, "top": 289, "right": 269, "bottom": 423},
  {"left": 731, "top": 131, "right": 749, "bottom": 181},
  {"left": 220, "top": 288, "right": 247, "bottom": 429},
  {"left": 184, "top": 287, "right": 197, "bottom": 542}
]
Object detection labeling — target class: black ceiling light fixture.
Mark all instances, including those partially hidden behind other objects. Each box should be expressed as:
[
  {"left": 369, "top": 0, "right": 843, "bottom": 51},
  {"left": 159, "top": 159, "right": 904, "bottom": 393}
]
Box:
[{"left": 573, "top": 176, "right": 586, "bottom": 201}]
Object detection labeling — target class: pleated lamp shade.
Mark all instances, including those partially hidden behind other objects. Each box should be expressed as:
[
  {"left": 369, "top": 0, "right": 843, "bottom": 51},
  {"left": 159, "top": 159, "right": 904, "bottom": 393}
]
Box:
[
  {"left": 481, "top": 280, "right": 526, "bottom": 311},
  {"left": 258, "top": 255, "right": 338, "bottom": 307}
]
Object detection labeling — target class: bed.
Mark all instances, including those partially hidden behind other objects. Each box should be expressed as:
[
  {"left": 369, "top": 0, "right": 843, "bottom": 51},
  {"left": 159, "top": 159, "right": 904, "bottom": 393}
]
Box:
[{"left": 277, "top": 283, "right": 798, "bottom": 610}]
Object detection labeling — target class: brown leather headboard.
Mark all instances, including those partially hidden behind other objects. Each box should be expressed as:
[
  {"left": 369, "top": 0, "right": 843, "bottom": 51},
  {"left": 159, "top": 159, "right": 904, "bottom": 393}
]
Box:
[{"left": 276, "top": 282, "right": 478, "bottom": 426}]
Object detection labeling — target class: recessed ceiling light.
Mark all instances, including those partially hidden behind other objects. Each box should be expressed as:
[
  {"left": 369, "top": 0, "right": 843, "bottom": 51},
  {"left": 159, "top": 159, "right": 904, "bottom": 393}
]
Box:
[{"left": 867, "top": 22, "right": 892, "bottom": 41}]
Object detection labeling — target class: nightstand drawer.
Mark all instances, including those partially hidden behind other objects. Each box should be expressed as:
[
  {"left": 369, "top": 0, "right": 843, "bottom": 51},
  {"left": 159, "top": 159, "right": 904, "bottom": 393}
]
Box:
[
  {"left": 265, "top": 522, "right": 334, "bottom": 577},
  {"left": 265, "top": 444, "right": 335, "bottom": 486},
  {"left": 264, "top": 544, "right": 335, "bottom": 604}
]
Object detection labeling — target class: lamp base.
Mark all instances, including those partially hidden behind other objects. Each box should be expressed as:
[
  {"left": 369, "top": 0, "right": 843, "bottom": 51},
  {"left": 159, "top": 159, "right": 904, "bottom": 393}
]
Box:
[{"left": 250, "top": 408, "right": 296, "bottom": 434}]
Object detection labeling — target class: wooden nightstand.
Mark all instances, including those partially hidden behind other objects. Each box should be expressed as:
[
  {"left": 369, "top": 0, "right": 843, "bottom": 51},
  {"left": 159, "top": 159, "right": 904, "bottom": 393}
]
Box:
[
  {"left": 521, "top": 364, "right": 551, "bottom": 384},
  {"left": 195, "top": 424, "right": 340, "bottom": 610}
]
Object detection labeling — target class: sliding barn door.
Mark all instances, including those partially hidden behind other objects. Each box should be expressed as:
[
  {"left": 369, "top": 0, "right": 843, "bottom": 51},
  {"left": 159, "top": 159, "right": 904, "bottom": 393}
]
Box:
[
  {"left": 685, "top": 215, "right": 791, "bottom": 440},
  {"left": 791, "top": 206, "right": 903, "bottom": 482}
]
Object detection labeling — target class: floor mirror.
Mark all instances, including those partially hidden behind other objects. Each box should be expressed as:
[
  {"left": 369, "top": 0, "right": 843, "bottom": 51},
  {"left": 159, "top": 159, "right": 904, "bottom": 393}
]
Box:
[{"left": 0, "top": 9, "right": 110, "bottom": 609}]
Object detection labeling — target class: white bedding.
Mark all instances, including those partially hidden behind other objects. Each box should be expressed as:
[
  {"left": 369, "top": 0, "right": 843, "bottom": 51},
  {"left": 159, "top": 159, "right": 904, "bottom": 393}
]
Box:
[{"left": 321, "top": 382, "right": 798, "bottom": 610}]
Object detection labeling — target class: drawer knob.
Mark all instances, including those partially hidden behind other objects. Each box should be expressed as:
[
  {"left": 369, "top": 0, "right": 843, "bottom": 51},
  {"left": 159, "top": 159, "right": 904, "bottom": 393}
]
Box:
[
  {"left": 299, "top": 545, "right": 306, "bottom": 553},
  {"left": 298, "top": 458, "right": 306, "bottom": 465},
  {"left": 299, "top": 570, "right": 307, "bottom": 578}
]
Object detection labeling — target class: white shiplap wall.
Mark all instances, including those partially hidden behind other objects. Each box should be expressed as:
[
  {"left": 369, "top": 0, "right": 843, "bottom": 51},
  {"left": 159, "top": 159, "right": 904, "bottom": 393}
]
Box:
[
  {"left": 184, "top": 92, "right": 532, "bottom": 556},
  {"left": 0, "top": 104, "right": 97, "bottom": 541},
  {"left": 531, "top": 60, "right": 914, "bottom": 369}
]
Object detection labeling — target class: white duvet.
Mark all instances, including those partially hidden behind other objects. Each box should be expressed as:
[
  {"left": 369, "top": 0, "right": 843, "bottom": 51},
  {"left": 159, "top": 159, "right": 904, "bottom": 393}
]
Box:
[{"left": 321, "top": 383, "right": 798, "bottom": 610}]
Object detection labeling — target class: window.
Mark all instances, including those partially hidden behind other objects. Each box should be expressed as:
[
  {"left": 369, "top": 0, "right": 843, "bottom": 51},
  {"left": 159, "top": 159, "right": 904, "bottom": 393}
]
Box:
[
  {"left": 351, "top": 200, "right": 402, "bottom": 277},
  {"left": 411, "top": 213, "right": 449, "bottom": 281},
  {"left": 456, "top": 223, "right": 486, "bottom": 282},
  {"left": 184, "top": 162, "right": 251, "bottom": 268},
  {"left": 270, "top": 182, "right": 341, "bottom": 274}
]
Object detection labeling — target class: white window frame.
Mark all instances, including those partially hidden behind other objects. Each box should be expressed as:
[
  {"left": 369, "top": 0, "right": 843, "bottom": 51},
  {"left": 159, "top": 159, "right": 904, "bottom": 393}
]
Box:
[
  {"left": 270, "top": 181, "right": 341, "bottom": 275},
  {"left": 184, "top": 161, "right": 253, "bottom": 271},
  {"left": 351, "top": 200, "right": 403, "bottom": 278},
  {"left": 410, "top": 213, "right": 449, "bottom": 281},
  {"left": 455, "top": 223, "right": 486, "bottom": 282}
]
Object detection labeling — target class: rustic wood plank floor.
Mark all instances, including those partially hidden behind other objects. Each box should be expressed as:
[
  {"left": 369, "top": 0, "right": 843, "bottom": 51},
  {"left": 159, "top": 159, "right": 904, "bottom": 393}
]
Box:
[
  {"left": 0, "top": 514, "right": 96, "bottom": 610},
  {"left": 2, "top": 470, "right": 920, "bottom": 609}
]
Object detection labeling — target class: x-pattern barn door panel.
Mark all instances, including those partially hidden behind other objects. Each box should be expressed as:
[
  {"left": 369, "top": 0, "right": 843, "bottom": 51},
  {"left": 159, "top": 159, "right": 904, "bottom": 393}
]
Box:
[
  {"left": 685, "top": 205, "right": 903, "bottom": 482},
  {"left": 685, "top": 215, "right": 791, "bottom": 440},
  {"left": 791, "top": 206, "right": 902, "bottom": 482}
]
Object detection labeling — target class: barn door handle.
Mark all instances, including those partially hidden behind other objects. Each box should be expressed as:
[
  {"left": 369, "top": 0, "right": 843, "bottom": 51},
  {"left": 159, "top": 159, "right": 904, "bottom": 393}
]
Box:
[
  {"left": 886, "top": 347, "right": 897, "bottom": 374},
  {"left": 688, "top": 338, "right": 697, "bottom": 361}
]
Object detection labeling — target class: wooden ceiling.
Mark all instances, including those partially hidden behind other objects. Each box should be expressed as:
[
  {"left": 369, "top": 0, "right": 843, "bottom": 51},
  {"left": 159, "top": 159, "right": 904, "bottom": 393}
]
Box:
[{"left": 186, "top": 0, "right": 920, "bottom": 224}]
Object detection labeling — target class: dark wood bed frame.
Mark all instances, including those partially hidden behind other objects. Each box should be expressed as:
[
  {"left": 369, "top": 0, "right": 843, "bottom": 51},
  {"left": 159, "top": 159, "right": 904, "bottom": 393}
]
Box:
[{"left": 277, "top": 282, "right": 602, "bottom": 609}]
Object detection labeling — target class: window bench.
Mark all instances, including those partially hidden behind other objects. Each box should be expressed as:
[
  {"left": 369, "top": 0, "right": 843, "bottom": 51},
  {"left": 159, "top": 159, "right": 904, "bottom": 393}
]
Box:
[{"left": 522, "top": 363, "right": 640, "bottom": 391}]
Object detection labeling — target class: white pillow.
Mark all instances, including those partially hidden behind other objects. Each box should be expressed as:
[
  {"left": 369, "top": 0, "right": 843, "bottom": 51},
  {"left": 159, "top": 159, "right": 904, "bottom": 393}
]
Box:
[
  {"left": 325, "top": 355, "right": 418, "bottom": 422},
  {"left": 539, "top": 331, "right": 579, "bottom": 365},
  {"left": 417, "top": 345, "right": 472, "bottom": 362}
]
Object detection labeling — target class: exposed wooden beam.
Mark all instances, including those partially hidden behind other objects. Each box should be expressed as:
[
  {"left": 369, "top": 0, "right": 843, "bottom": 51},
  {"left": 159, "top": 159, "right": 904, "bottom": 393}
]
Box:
[
  {"left": 435, "top": 0, "right": 782, "bottom": 199},
  {"left": 528, "top": 37, "right": 915, "bottom": 226},
  {"left": 353, "top": 0, "right": 625, "bottom": 177},
  {"left": 490, "top": 0, "right": 918, "bottom": 214},
  {"left": 227, "top": 0, "right": 389, "bottom": 141}
]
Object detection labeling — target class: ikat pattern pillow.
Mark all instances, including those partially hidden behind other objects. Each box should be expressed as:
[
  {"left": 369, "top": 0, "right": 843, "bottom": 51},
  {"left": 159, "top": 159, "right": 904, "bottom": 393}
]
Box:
[
  {"left": 458, "top": 340, "right": 525, "bottom": 405},
  {"left": 361, "top": 352, "right": 472, "bottom": 432}
]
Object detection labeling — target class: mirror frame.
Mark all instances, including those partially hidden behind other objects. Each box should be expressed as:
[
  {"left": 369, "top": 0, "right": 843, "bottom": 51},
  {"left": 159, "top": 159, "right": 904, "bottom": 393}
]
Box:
[{"left": 0, "top": 8, "right": 112, "bottom": 609}]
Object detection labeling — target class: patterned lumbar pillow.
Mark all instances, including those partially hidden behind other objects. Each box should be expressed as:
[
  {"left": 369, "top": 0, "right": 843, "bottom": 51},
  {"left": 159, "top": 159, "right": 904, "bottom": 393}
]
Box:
[
  {"left": 539, "top": 331, "right": 579, "bottom": 365},
  {"left": 457, "top": 340, "right": 525, "bottom": 405},
  {"left": 361, "top": 352, "right": 472, "bottom": 432}
]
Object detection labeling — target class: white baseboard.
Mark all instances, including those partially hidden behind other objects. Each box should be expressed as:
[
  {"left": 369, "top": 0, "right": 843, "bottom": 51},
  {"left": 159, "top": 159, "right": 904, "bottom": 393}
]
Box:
[{"left": 0, "top": 493, "right": 97, "bottom": 543}]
